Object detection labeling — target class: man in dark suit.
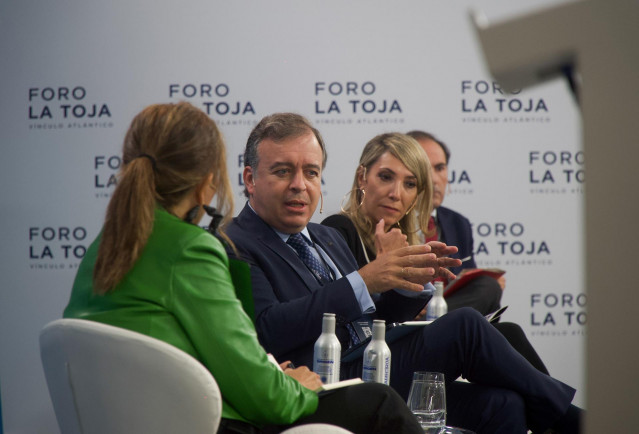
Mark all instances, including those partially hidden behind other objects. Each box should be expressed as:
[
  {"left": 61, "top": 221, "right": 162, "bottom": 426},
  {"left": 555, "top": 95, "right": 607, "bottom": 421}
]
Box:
[
  {"left": 407, "top": 130, "right": 503, "bottom": 316},
  {"left": 227, "top": 113, "right": 581, "bottom": 434}
]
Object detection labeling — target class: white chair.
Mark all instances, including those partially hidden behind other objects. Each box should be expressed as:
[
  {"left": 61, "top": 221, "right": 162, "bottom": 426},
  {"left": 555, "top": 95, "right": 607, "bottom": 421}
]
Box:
[
  {"left": 282, "top": 424, "right": 353, "bottom": 433},
  {"left": 40, "top": 319, "right": 352, "bottom": 434},
  {"left": 40, "top": 319, "right": 223, "bottom": 434}
]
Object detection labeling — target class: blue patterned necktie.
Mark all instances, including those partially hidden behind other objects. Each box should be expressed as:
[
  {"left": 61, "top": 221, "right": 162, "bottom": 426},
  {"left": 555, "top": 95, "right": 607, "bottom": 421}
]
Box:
[
  {"left": 286, "top": 233, "right": 332, "bottom": 284},
  {"left": 286, "top": 233, "right": 360, "bottom": 346}
]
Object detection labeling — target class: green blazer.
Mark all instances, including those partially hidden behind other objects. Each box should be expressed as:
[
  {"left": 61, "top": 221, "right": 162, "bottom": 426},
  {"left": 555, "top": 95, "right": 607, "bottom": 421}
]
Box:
[{"left": 64, "top": 208, "right": 317, "bottom": 426}]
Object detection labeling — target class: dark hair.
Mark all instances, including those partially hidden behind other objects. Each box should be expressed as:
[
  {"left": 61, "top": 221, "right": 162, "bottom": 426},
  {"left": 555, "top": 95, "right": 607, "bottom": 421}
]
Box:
[
  {"left": 406, "top": 130, "right": 451, "bottom": 164},
  {"left": 94, "top": 102, "right": 233, "bottom": 293},
  {"left": 243, "top": 113, "right": 327, "bottom": 197}
]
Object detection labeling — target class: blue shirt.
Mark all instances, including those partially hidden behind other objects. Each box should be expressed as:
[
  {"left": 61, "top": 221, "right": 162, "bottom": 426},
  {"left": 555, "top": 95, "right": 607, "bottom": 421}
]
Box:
[{"left": 275, "top": 228, "right": 375, "bottom": 315}]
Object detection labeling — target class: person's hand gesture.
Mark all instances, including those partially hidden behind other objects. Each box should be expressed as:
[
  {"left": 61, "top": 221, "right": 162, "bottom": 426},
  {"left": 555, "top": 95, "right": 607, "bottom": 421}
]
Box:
[{"left": 374, "top": 219, "right": 408, "bottom": 254}]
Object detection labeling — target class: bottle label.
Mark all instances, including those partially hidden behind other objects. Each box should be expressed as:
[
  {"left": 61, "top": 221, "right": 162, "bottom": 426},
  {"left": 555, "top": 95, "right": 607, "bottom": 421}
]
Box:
[
  {"left": 315, "top": 359, "right": 337, "bottom": 383},
  {"left": 362, "top": 364, "right": 377, "bottom": 382},
  {"left": 363, "top": 351, "right": 391, "bottom": 385},
  {"left": 314, "top": 346, "right": 340, "bottom": 383}
]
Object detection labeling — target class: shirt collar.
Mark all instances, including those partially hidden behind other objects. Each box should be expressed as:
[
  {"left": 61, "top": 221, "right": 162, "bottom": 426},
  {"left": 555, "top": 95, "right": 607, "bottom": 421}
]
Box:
[
  {"left": 247, "top": 202, "right": 312, "bottom": 244},
  {"left": 275, "top": 227, "right": 312, "bottom": 244}
]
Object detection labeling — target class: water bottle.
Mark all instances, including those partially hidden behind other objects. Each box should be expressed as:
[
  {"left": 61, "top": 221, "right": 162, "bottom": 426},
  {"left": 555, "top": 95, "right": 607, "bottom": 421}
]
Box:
[
  {"left": 362, "top": 320, "right": 391, "bottom": 385},
  {"left": 313, "top": 313, "right": 341, "bottom": 384},
  {"left": 426, "top": 281, "right": 448, "bottom": 320}
]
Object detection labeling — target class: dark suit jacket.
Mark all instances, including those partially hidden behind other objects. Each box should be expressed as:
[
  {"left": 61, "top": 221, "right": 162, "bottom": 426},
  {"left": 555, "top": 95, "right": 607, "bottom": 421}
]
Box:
[
  {"left": 226, "top": 203, "right": 426, "bottom": 368},
  {"left": 437, "top": 206, "right": 476, "bottom": 274},
  {"left": 320, "top": 214, "right": 373, "bottom": 268}
]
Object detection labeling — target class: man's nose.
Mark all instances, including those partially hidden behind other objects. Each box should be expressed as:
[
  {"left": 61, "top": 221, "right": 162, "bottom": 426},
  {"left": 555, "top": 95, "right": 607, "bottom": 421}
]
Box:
[
  {"left": 432, "top": 175, "right": 443, "bottom": 189},
  {"left": 289, "top": 170, "right": 306, "bottom": 191}
]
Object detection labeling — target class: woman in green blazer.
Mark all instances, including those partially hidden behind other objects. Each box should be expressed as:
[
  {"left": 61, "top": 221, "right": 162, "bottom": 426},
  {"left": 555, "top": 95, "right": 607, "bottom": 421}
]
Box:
[{"left": 64, "top": 102, "right": 422, "bottom": 434}]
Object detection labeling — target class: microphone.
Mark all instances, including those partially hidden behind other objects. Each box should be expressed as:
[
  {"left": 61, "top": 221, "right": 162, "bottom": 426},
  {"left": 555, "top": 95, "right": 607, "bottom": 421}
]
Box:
[{"left": 204, "top": 205, "right": 224, "bottom": 234}]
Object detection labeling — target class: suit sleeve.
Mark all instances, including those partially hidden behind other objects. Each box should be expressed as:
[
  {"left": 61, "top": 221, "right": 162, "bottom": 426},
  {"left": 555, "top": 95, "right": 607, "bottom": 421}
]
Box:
[
  {"left": 168, "top": 232, "right": 318, "bottom": 425},
  {"left": 456, "top": 214, "right": 477, "bottom": 270},
  {"left": 230, "top": 241, "right": 363, "bottom": 359},
  {"left": 439, "top": 208, "right": 477, "bottom": 272}
]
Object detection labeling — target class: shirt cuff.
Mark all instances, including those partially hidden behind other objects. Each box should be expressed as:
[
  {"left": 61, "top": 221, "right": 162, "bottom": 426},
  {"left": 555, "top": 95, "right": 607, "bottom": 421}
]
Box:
[
  {"left": 394, "top": 282, "right": 435, "bottom": 298},
  {"left": 346, "top": 271, "right": 376, "bottom": 314}
]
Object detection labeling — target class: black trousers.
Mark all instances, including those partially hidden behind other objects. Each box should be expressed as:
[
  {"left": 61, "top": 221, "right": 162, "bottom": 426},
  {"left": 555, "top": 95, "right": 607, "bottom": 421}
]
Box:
[
  {"left": 343, "top": 308, "right": 575, "bottom": 434},
  {"left": 219, "top": 382, "right": 423, "bottom": 434},
  {"left": 445, "top": 275, "right": 502, "bottom": 316},
  {"left": 446, "top": 274, "right": 550, "bottom": 375},
  {"left": 492, "top": 322, "right": 549, "bottom": 375}
]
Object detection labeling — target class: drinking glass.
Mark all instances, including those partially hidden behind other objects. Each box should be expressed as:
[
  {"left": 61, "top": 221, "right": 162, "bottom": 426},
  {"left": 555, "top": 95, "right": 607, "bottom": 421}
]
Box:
[{"left": 407, "top": 371, "right": 446, "bottom": 433}]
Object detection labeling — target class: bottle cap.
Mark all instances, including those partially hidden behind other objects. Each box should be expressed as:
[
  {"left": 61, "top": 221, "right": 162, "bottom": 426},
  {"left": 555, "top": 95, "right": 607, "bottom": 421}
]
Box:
[
  {"left": 322, "top": 313, "right": 336, "bottom": 333},
  {"left": 372, "top": 319, "right": 386, "bottom": 340}
]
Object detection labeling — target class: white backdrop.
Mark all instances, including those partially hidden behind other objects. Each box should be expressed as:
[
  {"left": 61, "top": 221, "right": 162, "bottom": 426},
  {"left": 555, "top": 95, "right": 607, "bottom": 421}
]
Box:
[{"left": 0, "top": 1, "right": 584, "bottom": 432}]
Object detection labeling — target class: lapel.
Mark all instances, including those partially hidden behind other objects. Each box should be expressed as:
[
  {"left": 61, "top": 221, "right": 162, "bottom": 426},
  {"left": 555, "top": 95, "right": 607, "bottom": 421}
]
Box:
[
  {"left": 436, "top": 207, "right": 455, "bottom": 247},
  {"left": 238, "top": 205, "right": 323, "bottom": 293},
  {"left": 308, "top": 224, "right": 352, "bottom": 277},
  {"left": 436, "top": 207, "right": 466, "bottom": 267}
]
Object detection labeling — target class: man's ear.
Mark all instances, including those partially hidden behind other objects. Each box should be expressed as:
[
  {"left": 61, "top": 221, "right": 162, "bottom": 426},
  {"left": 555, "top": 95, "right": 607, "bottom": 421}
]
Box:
[{"left": 243, "top": 166, "right": 255, "bottom": 195}]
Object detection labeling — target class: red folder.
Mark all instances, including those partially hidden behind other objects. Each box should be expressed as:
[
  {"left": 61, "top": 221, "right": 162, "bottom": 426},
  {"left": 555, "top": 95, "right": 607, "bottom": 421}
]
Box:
[{"left": 444, "top": 268, "right": 505, "bottom": 297}]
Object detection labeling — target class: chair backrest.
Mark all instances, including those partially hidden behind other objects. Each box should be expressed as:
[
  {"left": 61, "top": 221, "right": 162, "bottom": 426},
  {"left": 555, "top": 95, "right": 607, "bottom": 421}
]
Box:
[
  {"left": 281, "top": 424, "right": 354, "bottom": 433},
  {"left": 40, "top": 319, "right": 222, "bottom": 434}
]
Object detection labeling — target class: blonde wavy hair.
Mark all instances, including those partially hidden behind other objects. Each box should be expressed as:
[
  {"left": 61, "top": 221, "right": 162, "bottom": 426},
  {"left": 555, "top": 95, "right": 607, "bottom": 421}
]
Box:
[{"left": 342, "top": 132, "right": 433, "bottom": 255}]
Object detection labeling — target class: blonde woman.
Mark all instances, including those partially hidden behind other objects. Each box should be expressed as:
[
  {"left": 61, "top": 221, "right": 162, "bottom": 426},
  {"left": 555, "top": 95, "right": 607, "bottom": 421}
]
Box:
[
  {"left": 322, "top": 132, "right": 550, "bottom": 376},
  {"left": 323, "top": 132, "right": 434, "bottom": 265}
]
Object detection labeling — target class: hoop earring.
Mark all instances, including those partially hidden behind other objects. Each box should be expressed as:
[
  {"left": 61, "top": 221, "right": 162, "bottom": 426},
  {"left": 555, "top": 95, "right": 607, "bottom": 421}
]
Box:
[{"left": 339, "top": 188, "right": 365, "bottom": 213}]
